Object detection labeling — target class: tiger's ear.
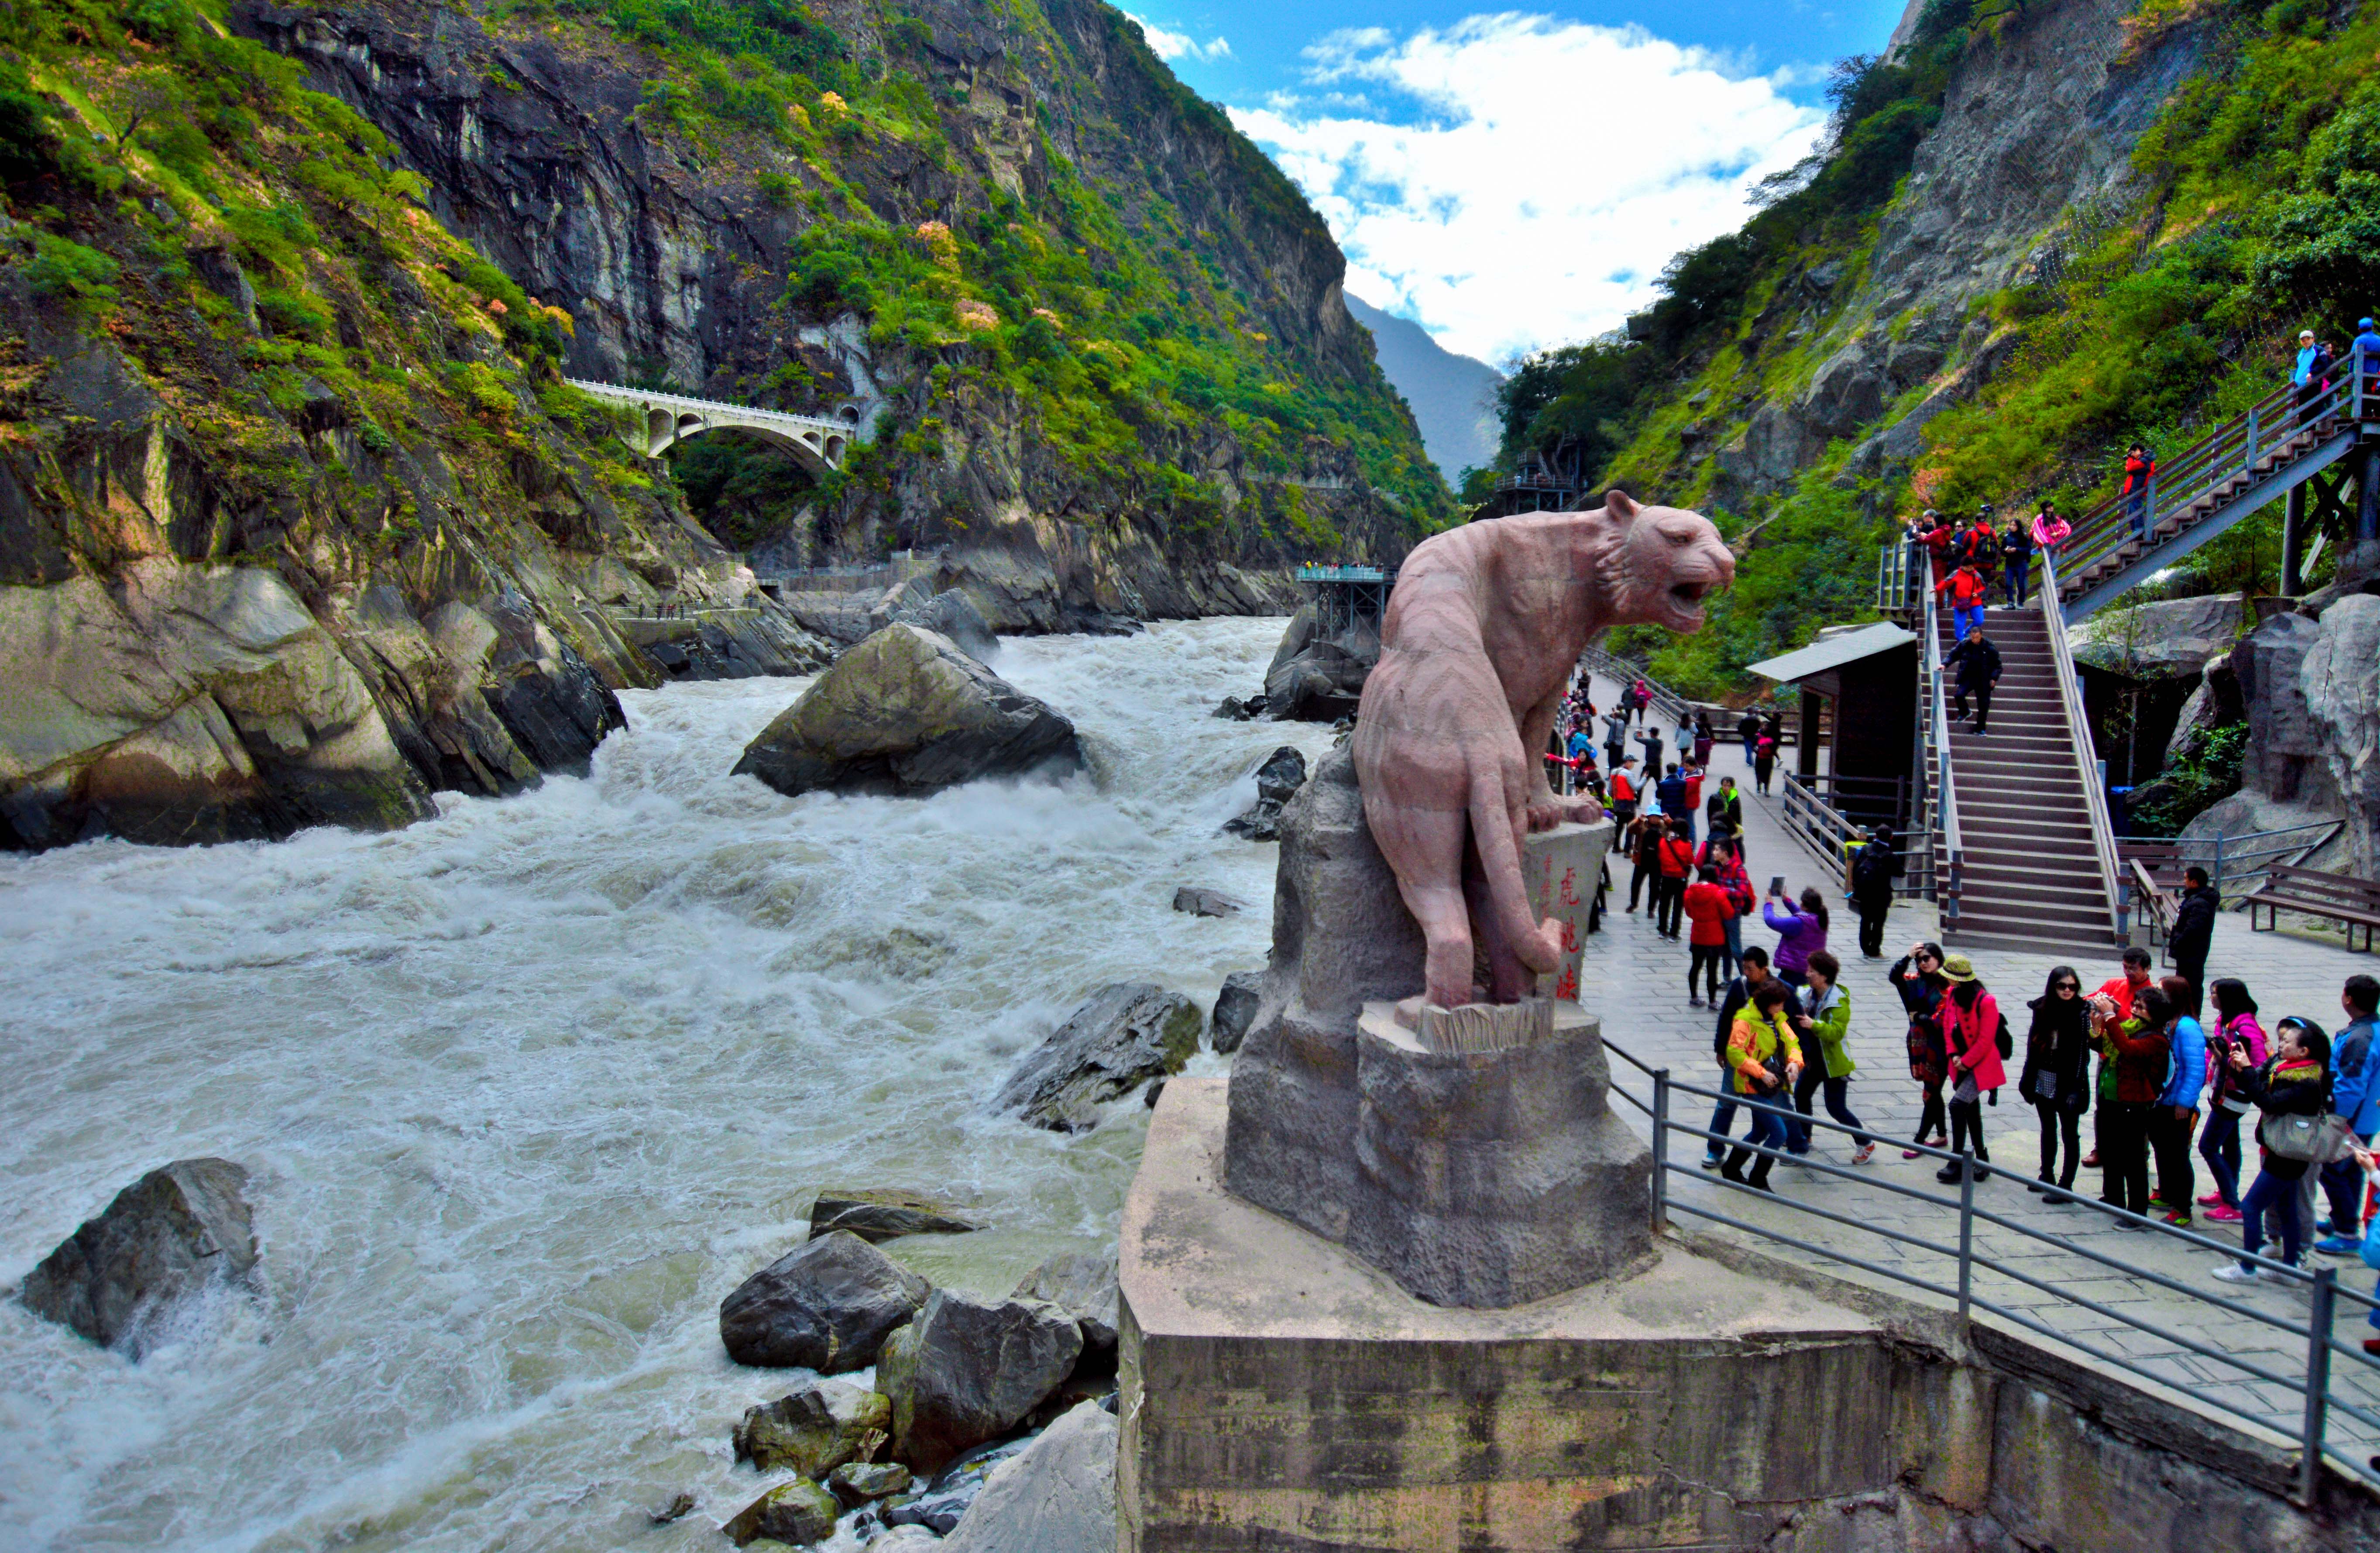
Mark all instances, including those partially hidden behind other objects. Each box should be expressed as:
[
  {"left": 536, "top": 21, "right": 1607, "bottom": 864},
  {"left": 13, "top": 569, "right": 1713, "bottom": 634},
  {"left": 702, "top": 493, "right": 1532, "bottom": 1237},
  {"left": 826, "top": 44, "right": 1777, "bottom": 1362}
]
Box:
[{"left": 1605, "top": 489, "right": 1640, "bottom": 523}]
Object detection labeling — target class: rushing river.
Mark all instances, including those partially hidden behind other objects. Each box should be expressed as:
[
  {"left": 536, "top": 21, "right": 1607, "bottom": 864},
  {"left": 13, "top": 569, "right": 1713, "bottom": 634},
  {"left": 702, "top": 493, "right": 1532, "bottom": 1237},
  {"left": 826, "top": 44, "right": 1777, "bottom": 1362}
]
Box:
[{"left": 0, "top": 617, "right": 1327, "bottom": 1553}]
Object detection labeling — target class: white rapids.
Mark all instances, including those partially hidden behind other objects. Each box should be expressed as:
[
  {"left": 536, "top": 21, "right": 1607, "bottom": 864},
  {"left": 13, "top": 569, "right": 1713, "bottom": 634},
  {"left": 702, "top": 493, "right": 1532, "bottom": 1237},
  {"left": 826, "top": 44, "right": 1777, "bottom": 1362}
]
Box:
[{"left": 0, "top": 617, "right": 1329, "bottom": 1553}]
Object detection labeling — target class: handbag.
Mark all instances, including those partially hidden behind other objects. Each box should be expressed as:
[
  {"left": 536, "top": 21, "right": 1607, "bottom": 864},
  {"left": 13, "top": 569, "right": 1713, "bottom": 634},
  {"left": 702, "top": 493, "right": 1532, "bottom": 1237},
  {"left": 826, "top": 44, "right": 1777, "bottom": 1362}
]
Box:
[
  {"left": 2263, "top": 1110, "right": 2353, "bottom": 1164},
  {"left": 2029, "top": 1067, "right": 2060, "bottom": 1103}
]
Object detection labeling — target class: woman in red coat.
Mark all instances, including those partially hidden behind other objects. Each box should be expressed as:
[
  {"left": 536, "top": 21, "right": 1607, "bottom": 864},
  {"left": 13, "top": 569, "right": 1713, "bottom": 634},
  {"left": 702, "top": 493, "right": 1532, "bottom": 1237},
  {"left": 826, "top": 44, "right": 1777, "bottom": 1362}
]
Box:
[{"left": 1936, "top": 953, "right": 2006, "bottom": 1183}]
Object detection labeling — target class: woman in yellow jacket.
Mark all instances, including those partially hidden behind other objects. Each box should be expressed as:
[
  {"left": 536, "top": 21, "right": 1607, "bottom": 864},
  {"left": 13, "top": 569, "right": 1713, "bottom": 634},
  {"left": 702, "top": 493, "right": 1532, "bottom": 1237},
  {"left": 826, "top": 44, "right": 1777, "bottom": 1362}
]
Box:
[{"left": 1721, "top": 979, "right": 1805, "bottom": 1193}]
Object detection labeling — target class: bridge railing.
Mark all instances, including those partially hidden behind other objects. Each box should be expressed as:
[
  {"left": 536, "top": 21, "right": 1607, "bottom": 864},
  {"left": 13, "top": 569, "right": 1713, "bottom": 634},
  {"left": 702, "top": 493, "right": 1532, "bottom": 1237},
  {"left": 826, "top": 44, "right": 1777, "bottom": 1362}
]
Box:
[{"left": 563, "top": 378, "right": 862, "bottom": 433}]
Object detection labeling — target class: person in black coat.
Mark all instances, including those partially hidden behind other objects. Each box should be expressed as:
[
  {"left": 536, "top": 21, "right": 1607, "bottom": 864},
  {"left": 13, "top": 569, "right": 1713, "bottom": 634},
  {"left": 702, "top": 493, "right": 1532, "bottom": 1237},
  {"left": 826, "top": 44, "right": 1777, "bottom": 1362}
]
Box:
[
  {"left": 1945, "top": 629, "right": 2003, "bottom": 734},
  {"left": 2170, "top": 865, "right": 2219, "bottom": 994},
  {"left": 2016, "top": 965, "right": 2094, "bottom": 1196},
  {"left": 1848, "top": 825, "right": 1903, "bottom": 958}
]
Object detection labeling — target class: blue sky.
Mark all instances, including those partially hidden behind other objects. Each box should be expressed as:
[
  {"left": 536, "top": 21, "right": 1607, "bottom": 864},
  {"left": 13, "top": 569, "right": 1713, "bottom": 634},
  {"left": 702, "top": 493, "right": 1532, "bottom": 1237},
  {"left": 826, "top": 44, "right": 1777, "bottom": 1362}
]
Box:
[{"left": 1121, "top": 3, "right": 1912, "bottom": 364}]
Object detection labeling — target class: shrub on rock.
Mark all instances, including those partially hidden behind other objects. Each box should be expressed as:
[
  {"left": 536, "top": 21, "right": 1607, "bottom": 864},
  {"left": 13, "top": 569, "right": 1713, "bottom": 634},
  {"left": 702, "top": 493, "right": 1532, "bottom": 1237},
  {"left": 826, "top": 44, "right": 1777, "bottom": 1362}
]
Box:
[
  {"left": 719, "top": 1230, "right": 930, "bottom": 1371},
  {"left": 731, "top": 624, "right": 1081, "bottom": 798},
  {"left": 876, "top": 1290, "right": 1083, "bottom": 1474}
]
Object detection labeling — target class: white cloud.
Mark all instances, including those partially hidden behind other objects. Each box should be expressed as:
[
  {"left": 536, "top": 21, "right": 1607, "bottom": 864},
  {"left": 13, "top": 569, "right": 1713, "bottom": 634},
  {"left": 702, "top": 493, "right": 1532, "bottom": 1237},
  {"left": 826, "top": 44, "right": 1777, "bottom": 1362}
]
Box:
[
  {"left": 1125, "top": 12, "right": 1233, "bottom": 64},
  {"left": 1230, "top": 14, "right": 1827, "bottom": 364}
]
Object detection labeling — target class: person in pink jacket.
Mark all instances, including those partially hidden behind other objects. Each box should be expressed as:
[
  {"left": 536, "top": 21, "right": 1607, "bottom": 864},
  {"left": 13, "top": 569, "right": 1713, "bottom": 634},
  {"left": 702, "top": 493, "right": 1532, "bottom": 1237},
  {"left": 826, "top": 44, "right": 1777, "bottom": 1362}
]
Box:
[
  {"left": 2030, "top": 502, "right": 2071, "bottom": 562},
  {"left": 1936, "top": 953, "right": 2006, "bottom": 1184}
]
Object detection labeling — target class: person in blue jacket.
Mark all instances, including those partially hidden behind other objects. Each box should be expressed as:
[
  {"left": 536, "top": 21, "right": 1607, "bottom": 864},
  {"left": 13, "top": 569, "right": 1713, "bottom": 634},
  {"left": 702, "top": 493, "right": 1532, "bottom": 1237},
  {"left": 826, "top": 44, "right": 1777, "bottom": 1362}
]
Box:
[
  {"left": 2314, "top": 975, "right": 2380, "bottom": 1254},
  {"left": 2353, "top": 316, "right": 2380, "bottom": 393},
  {"left": 2150, "top": 976, "right": 2210, "bottom": 1227}
]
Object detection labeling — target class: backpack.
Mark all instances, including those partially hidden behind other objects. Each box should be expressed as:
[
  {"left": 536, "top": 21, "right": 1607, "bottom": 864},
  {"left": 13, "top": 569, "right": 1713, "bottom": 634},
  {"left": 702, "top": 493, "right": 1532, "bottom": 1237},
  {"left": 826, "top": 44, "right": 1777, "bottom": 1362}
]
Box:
[
  {"left": 1995, "top": 1011, "right": 2014, "bottom": 1060},
  {"left": 1851, "top": 843, "right": 1894, "bottom": 893}
]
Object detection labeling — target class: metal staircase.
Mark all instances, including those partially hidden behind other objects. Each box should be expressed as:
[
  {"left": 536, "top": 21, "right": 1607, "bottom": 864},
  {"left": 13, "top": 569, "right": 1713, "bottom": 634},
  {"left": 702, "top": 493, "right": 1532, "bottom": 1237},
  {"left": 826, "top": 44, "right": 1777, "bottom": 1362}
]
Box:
[{"left": 1886, "top": 347, "right": 2380, "bottom": 951}]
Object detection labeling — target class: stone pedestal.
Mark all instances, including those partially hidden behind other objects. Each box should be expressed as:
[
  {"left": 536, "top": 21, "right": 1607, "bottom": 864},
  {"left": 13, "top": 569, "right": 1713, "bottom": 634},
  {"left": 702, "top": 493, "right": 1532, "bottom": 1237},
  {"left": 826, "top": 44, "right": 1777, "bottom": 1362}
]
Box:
[
  {"left": 1224, "top": 748, "right": 1639, "bottom": 1308},
  {"left": 1124, "top": 1080, "right": 1944, "bottom": 1552},
  {"left": 1350, "top": 1002, "right": 1651, "bottom": 1308}
]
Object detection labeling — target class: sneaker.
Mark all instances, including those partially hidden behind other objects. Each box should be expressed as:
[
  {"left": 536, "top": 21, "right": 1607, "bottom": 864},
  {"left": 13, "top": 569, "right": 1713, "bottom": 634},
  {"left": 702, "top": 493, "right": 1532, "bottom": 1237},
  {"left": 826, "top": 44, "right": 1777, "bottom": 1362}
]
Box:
[
  {"left": 1852, "top": 1144, "right": 1875, "bottom": 1165},
  {"left": 2026, "top": 1177, "right": 2050, "bottom": 1194},
  {"left": 1700, "top": 1154, "right": 1724, "bottom": 1171},
  {"left": 2145, "top": 1196, "right": 2172, "bottom": 1212},
  {"left": 2212, "top": 1264, "right": 2260, "bottom": 1284},
  {"left": 2196, "top": 1192, "right": 2226, "bottom": 1208},
  {"left": 2114, "top": 1217, "right": 2147, "bottom": 1230},
  {"left": 2205, "top": 1205, "right": 2243, "bottom": 1223},
  {"left": 2316, "top": 1233, "right": 2366, "bottom": 1256},
  {"left": 1689, "top": 997, "right": 1704, "bottom": 1008},
  {"left": 2363, "top": 1338, "right": 2380, "bottom": 1356},
  {"left": 2162, "top": 1210, "right": 2193, "bottom": 1229}
]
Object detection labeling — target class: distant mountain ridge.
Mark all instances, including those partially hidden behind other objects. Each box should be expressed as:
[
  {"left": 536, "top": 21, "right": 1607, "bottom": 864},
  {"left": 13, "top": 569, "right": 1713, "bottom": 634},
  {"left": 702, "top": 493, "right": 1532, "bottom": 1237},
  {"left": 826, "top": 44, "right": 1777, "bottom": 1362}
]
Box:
[{"left": 1345, "top": 295, "right": 1504, "bottom": 486}]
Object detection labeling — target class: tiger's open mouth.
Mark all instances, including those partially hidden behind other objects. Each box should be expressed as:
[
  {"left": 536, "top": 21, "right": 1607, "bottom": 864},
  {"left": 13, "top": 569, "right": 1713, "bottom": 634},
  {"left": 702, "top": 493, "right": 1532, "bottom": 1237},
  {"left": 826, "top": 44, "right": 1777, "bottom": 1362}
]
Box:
[{"left": 1667, "top": 578, "right": 1714, "bottom": 624}]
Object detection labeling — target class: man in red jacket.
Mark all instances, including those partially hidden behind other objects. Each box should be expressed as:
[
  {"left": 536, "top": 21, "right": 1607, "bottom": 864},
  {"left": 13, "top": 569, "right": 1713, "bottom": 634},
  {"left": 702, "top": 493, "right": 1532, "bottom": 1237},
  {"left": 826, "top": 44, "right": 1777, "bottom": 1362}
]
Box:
[
  {"left": 2121, "top": 443, "right": 2156, "bottom": 539},
  {"left": 1654, "top": 824, "right": 1697, "bottom": 941}
]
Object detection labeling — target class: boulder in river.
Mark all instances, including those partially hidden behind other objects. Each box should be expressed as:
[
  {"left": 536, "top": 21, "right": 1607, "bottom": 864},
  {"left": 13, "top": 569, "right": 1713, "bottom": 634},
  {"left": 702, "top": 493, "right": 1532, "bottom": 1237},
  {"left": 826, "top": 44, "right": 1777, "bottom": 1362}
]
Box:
[
  {"left": 876, "top": 1289, "right": 1084, "bottom": 1474},
  {"left": 990, "top": 983, "right": 1202, "bottom": 1132},
  {"left": 731, "top": 624, "right": 1082, "bottom": 799},
  {"left": 1208, "top": 971, "right": 1264, "bottom": 1055},
  {"left": 733, "top": 1378, "right": 892, "bottom": 1475},
  {"left": 20, "top": 1157, "right": 259, "bottom": 1356},
  {"left": 1170, "top": 886, "right": 1241, "bottom": 918},
  {"left": 1010, "top": 1249, "right": 1120, "bottom": 1359},
  {"left": 883, "top": 1431, "right": 1037, "bottom": 1532},
  {"left": 939, "top": 1398, "right": 1119, "bottom": 1553},
  {"left": 808, "top": 1189, "right": 981, "bottom": 1244},
  {"left": 1222, "top": 746, "right": 1308, "bottom": 841},
  {"left": 828, "top": 1459, "right": 913, "bottom": 1508},
  {"left": 1262, "top": 605, "right": 1376, "bottom": 722},
  {"left": 722, "top": 1478, "right": 841, "bottom": 1548},
  {"left": 719, "top": 1229, "right": 931, "bottom": 1371}
]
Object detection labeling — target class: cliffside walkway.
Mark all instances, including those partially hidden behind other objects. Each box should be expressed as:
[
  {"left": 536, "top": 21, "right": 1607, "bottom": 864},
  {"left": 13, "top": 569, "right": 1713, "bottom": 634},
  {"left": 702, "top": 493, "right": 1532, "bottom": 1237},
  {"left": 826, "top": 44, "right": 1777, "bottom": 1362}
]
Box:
[
  {"left": 1574, "top": 676, "right": 2380, "bottom": 1496},
  {"left": 565, "top": 379, "right": 865, "bottom": 474}
]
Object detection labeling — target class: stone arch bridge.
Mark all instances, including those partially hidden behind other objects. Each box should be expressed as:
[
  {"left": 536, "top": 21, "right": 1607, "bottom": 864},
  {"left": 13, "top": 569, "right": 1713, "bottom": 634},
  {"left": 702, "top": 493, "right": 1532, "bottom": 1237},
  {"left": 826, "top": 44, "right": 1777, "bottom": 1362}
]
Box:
[{"left": 565, "top": 380, "right": 866, "bottom": 476}]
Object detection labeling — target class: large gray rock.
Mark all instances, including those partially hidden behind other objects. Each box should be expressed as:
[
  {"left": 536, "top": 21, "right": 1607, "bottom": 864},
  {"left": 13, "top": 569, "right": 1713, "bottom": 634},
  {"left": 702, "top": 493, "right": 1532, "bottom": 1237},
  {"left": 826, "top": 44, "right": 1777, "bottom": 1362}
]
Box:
[
  {"left": 883, "top": 1433, "right": 1037, "bottom": 1534},
  {"left": 2230, "top": 611, "right": 2336, "bottom": 810},
  {"left": 732, "top": 1378, "right": 892, "bottom": 1475},
  {"left": 1208, "top": 971, "right": 1264, "bottom": 1055},
  {"left": 2071, "top": 593, "right": 2243, "bottom": 680},
  {"left": 876, "top": 1290, "right": 1084, "bottom": 1474},
  {"left": 1224, "top": 746, "right": 1426, "bottom": 1241},
  {"left": 2301, "top": 594, "right": 2380, "bottom": 878},
  {"left": 991, "top": 984, "right": 1202, "bottom": 1133},
  {"left": 1010, "top": 1249, "right": 1119, "bottom": 1357},
  {"left": 828, "top": 1459, "right": 913, "bottom": 1508},
  {"left": 20, "top": 1158, "right": 260, "bottom": 1356},
  {"left": 808, "top": 1189, "right": 980, "bottom": 1244},
  {"left": 893, "top": 590, "right": 1001, "bottom": 665},
  {"left": 732, "top": 624, "right": 1082, "bottom": 799},
  {"left": 1223, "top": 745, "right": 1309, "bottom": 840},
  {"left": 719, "top": 1230, "right": 931, "bottom": 1371},
  {"left": 939, "top": 1399, "right": 1118, "bottom": 1553},
  {"left": 1261, "top": 606, "right": 1377, "bottom": 722}
]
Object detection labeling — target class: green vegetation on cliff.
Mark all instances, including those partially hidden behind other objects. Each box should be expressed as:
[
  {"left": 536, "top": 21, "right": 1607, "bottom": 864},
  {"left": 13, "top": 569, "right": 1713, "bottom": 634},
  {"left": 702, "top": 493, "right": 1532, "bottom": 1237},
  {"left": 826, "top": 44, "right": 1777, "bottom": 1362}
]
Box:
[
  {"left": 519, "top": 0, "right": 1449, "bottom": 553},
  {"left": 1484, "top": 0, "right": 2380, "bottom": 697}
]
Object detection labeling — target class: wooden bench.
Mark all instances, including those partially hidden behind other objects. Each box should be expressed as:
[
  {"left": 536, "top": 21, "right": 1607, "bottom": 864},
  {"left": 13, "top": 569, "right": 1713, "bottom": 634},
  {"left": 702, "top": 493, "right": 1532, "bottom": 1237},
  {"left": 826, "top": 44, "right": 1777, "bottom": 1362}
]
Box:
[
  {"left": 2128, "top": 858, "right": 2177, "bottom": 949},
  {"left": 2245, "top": 863, "right": 2380, "bottom": 952}
]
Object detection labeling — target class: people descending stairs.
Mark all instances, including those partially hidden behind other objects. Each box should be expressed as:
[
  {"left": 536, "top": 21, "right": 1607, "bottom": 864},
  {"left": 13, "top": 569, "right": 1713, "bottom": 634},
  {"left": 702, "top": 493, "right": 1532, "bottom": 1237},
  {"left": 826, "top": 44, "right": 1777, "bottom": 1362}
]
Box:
[{"left": 1933, "top": 605, "right": 2122, "bottom": 956}]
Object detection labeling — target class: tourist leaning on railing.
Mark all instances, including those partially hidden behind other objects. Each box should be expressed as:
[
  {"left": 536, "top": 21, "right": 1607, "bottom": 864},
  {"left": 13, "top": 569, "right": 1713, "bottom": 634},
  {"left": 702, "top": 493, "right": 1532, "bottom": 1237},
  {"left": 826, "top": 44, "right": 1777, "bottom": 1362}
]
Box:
[
  {"left": 2213, "top": 1018, "right": 2333, "bottom": 1283},
  {"left": 2018, "top": 966, "right": 2092, "bottom": 1200},
  {"left": 2029, "top": 501, "right": 2070, "bottom": 560},
  {"left": 2198, "top": 979, "right": 2268, "bottom": 1223}
]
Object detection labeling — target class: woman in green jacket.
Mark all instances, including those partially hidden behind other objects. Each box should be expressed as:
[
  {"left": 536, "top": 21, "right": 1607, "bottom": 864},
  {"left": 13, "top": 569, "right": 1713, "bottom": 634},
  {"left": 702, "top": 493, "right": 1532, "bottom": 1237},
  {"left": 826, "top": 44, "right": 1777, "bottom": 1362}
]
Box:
[{"left": 1787, "top": 952, "right": 1875, "bottom": 1163}]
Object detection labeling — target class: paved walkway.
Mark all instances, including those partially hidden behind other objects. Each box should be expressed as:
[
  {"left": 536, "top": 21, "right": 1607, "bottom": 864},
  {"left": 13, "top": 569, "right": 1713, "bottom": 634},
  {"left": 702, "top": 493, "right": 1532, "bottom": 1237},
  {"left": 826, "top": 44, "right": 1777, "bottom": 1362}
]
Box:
[{"left": 1576, "top": 673, "right": 2380, "bottom": 1481}]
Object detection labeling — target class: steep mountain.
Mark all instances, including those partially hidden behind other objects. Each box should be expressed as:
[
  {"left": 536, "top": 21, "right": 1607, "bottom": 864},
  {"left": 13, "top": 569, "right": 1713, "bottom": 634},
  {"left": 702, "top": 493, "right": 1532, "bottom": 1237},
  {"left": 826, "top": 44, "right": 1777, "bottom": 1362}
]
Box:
[
  {"left": 1490, "top": 0, "right": 2377, "bottom": 696},
  {"left": 0, "top": 0, "right": 1443, "bottom": 849},
  {"left": 1344, "top": 294, "right": 1502, "bottom": 485}
]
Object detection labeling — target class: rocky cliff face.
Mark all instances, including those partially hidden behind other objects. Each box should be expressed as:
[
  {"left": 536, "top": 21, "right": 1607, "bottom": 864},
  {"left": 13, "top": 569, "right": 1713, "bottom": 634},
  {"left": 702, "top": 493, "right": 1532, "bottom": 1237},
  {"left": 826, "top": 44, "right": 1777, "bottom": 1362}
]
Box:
[
  {"left": 1, "top": 0, "right": 1432, "bottom": 850},
  {"left": 233, "top": 0, "right": 1428, "bottom": 629},
  {"left": 1708, "top": 0, "right": 2216, "bottom": 508}
]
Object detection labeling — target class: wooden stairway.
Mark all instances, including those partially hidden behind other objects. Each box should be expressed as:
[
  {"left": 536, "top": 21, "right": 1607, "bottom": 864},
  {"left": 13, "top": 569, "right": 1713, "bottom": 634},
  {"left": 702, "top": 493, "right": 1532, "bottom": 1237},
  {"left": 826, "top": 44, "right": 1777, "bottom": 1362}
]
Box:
[{"left": 1934, "top": 605, "right": 2122, "bottom": 955}]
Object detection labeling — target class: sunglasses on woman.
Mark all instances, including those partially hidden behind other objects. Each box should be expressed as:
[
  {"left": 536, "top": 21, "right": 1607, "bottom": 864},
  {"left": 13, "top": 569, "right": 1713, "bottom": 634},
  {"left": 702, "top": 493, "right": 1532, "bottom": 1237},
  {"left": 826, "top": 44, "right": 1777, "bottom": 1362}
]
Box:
[{"left": 2054, "top": 981, "right": 2080, "bottom": 991}]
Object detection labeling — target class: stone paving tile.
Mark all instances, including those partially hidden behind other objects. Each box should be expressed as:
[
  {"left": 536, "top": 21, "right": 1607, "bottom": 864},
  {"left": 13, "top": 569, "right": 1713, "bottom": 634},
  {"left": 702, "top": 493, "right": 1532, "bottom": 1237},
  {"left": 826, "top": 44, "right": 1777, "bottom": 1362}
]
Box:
[{"left": 1574, "top": 674, "right": 2380, "bottom": 1473}]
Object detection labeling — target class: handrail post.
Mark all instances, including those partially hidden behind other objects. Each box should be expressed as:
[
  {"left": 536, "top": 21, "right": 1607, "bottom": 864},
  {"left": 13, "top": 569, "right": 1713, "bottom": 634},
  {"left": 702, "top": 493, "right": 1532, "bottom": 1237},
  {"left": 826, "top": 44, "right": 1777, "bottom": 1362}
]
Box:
[
  {"left": 1957, "top": 1152, "right": 1976, "bottom": 1323},
  {"left": 2301, "top": 1265, "right": 2336, "bottom": 1505},
  {"left": 1651, "top": 1068, "right": 1672, "bottom": 1232},
  {"left": 2214, "top": 832, "right": 2225, "bottom": 897}
]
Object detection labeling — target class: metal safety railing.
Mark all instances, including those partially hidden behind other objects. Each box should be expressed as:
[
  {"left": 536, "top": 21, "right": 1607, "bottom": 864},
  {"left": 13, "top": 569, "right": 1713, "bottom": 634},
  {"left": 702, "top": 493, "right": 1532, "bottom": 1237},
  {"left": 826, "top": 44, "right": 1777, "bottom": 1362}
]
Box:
[
  {"left": 2037, "top": 547, "right": 2126, "bottom": 945},
  {"left": 2053, "top": 344, "right": 2372, "bottom": 623},
  {"left": 1605, "top": 1037, "right": 2380, "bottom": 1502},
  {"left": 1577, "top": 647, "right": 1696, "bottom": 728},
  {"left": 1920, "top": 582, "right": 1965, "bottom": 931},
  {"left": 1773, "top": 775, "right": 1923, "bottom": 900}
]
